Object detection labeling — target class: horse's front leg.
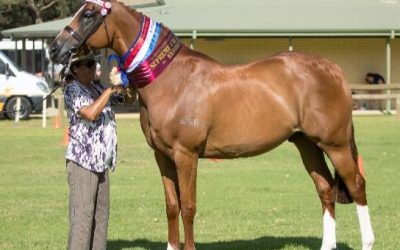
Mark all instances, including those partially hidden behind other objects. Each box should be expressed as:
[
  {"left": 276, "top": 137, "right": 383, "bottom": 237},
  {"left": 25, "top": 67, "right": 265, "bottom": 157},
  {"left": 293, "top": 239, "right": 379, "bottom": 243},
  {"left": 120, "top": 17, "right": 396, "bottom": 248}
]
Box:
[
  {"left": 174, "top": 148, "right": 198, "bottom": 250},
  {"left": 155, "top": 151, "right": 181, "bottom": 250}
]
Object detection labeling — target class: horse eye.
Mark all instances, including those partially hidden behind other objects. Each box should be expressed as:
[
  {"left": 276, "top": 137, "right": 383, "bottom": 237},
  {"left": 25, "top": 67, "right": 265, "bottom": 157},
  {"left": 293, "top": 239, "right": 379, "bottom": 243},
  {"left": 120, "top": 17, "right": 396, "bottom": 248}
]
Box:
[{"left": 83, "top": 10, "right": 94, "bottom": 19}]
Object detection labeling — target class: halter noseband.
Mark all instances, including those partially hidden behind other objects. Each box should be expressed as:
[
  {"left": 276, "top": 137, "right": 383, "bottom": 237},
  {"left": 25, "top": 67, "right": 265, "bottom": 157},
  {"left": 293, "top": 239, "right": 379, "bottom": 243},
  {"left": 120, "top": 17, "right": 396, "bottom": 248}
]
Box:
[{"left": 64, "top": 26, "right": 83, "bottom": 42}]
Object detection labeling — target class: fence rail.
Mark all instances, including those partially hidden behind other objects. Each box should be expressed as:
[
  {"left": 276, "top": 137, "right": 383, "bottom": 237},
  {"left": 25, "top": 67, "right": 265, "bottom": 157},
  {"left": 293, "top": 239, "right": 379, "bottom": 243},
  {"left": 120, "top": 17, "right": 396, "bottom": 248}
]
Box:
[
  {"left": 350, "top": 83, "right": 400, "bottom": 91},
  {"left": 350, "top": 83, "right": 400, "bottom": 119}
]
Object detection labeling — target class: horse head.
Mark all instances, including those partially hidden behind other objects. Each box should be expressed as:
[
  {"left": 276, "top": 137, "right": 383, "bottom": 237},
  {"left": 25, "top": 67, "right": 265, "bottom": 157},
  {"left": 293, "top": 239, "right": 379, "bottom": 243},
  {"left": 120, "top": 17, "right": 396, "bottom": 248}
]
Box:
[{"left": 49, "top": 0, "right": 140, "bottom": 65}]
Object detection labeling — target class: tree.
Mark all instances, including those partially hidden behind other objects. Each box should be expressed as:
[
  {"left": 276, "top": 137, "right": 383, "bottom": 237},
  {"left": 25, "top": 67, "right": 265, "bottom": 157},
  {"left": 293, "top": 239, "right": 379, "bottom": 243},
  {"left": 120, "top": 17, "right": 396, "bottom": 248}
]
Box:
[
  {"left": 0, "top": 0, "right": 81, "bottom": 31},
  {"left": 26, "top": 0, "right": 58, "bottom": 24}
]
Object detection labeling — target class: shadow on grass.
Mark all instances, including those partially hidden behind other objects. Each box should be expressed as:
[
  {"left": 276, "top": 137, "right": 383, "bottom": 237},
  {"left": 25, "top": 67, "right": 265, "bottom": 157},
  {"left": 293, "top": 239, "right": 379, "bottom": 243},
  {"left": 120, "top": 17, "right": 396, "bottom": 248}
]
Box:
[{"left": 108, "top": 236, "right": 352, "bottom": 250}]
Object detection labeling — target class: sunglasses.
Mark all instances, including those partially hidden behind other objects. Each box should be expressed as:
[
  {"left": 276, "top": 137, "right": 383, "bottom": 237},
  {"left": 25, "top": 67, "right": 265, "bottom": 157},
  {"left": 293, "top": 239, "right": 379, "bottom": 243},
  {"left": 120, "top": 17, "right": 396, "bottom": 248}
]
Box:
[{"left": 77, "top": 59, "right": 96, "bottom": 68}]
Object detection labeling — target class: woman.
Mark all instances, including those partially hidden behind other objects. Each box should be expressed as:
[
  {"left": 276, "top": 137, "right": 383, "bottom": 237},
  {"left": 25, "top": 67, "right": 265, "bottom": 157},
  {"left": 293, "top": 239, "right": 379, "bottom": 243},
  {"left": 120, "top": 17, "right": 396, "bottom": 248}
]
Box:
[{"left": 63, "top": 49, "right": 122, "bottom": 250}]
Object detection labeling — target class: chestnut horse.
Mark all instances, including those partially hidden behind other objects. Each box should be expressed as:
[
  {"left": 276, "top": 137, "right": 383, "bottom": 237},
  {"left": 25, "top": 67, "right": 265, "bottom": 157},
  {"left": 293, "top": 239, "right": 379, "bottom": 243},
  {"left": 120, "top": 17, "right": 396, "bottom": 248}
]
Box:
[{"left": 50, "top": 1, "right": 374, "bottom": 249}]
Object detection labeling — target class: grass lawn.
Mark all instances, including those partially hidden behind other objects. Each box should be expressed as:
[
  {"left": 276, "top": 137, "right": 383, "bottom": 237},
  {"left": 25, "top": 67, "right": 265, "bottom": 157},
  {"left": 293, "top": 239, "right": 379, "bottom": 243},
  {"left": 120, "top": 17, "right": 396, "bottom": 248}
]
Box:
[{"left": 0, "top": 116, "right": 399, "bottom": 249}]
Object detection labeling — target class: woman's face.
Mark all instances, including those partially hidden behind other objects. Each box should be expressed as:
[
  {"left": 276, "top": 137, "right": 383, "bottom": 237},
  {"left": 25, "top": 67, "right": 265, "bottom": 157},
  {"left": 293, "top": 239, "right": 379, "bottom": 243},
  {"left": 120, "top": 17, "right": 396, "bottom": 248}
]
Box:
[{"left": 72, "top": 59, "right": 97, "bottom": 85}]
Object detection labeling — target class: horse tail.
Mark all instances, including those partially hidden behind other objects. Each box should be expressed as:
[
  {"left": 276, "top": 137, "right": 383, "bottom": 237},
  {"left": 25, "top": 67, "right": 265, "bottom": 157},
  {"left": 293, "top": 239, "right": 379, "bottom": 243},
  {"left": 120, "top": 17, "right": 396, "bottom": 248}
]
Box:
[{"left": 335, "top": 122, "right": 358, "bottom": 204}]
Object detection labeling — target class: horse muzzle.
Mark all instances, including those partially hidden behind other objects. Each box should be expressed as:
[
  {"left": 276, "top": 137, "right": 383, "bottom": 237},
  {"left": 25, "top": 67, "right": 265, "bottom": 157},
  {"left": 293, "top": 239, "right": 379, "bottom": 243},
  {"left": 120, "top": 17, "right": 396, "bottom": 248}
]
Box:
[
  {"left": 49, "top": 40, "right": 62, "bottom": 63},
  {"left": 49, "top": 38, "right": 79, "bottom": 65}
]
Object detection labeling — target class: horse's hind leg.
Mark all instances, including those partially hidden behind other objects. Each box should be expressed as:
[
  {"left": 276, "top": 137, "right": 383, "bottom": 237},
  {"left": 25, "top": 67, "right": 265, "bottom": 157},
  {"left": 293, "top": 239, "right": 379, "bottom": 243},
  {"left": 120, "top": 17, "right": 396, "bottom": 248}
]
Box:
[
  {"left": 154, "top": 151, "right": 181, "bottom": 250},
  {"left": 290, "top": 133, "right": 337, "bottom": 249},
  {"left": 322, "top": 143, "right": 374, "bottom": 250}
]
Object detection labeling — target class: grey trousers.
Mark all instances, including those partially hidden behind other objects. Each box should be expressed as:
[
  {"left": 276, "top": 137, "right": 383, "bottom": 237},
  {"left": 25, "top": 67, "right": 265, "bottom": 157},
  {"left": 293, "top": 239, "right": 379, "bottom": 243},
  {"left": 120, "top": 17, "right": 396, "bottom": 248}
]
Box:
[{"left": 66, "top": 160, "right": 109, "bottom": 250}]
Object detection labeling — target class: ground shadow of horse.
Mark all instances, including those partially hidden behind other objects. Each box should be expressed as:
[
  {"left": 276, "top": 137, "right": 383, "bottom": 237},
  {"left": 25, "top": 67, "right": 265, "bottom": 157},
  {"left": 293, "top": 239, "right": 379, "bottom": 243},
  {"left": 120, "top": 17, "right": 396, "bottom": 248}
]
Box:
[{"left": 108, "top": 236, "right": 352, "bottom": 250}]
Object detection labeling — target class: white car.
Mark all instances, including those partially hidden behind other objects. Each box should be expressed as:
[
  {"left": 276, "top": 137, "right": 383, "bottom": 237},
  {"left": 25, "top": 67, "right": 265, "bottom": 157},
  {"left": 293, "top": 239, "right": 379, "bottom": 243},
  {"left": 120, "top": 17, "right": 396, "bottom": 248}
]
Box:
[{"left": 0, "top": 51, "right": 50, "bottom": 120}]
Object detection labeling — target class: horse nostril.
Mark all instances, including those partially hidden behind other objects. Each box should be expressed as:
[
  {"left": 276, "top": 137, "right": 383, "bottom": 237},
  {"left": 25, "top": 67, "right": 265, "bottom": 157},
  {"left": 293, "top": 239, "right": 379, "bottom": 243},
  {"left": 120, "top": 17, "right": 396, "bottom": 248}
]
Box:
[
  {"left": 49, "top": 42, "right": 60, "bottom": 60},
  {"left": 70, "top": 47, "right": 78, "bottom": 54},
  {"left": 51, "top": 45, "right": 58, "bottom": 54}
]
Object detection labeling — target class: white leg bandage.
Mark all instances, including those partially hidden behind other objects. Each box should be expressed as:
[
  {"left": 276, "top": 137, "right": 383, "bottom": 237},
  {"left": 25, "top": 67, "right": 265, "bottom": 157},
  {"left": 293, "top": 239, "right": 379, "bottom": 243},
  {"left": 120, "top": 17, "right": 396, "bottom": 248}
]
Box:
[
  {"left": 356, "top": 205, "right": 375, "bottom": 250},
  {"left": 321, "top": 209, "right": 336, "bottom": 250},
  {"left": 167, "top": 242, "right": 176, "bottom": 250}
]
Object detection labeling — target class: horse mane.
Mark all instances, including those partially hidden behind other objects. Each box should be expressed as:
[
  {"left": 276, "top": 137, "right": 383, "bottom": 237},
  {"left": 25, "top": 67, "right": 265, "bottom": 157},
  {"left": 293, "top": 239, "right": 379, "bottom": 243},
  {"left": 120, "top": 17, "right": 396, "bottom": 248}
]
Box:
[{"left": 117, "top": 1, "right": 142, "bottom": 18}]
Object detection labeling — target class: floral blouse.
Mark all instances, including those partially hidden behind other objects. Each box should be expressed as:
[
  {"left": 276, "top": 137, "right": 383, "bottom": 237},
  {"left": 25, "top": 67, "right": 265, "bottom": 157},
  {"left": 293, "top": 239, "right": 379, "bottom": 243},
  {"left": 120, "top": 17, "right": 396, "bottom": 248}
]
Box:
[{"left": 64, "top": 81, "right": 117, "bottom": 172}]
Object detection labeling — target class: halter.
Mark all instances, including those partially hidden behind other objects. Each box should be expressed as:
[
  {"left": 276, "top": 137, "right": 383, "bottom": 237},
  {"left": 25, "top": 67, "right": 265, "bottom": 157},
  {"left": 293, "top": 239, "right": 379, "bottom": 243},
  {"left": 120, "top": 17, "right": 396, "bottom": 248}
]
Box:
[
  {"left": 63, "top": 0, "right": 112, "bottom": 52},
  {"left": 62, "top": 0, "right": 112, "bottom": 84}
]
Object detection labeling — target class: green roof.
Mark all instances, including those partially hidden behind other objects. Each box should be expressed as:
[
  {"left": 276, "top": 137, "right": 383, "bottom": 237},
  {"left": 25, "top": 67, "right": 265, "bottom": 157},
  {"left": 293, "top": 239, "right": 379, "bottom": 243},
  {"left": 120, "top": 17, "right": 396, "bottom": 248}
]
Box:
[
  {"left": 147, "top": 0, "right": 400, "bottom": 36},
  {"left": 1, "top": 18, "right": 72, "bottom": 39},
  {"left": 3, "top": 0, "right": 400, "bottom": 39}
]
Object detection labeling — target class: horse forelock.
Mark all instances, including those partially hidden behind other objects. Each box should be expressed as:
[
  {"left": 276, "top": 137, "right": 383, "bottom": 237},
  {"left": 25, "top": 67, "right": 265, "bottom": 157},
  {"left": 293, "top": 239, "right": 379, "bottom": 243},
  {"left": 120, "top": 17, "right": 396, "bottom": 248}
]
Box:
[
  {"left": 71, "top": 5, "right": 85, "bottom": 23},
  {"left": 118, "top": 0, "right": 126, "bottom": 7}
]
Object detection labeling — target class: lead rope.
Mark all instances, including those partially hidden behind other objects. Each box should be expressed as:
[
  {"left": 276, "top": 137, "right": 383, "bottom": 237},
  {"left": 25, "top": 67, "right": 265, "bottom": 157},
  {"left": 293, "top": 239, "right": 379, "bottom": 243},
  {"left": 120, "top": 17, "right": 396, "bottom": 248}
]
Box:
[{"left": 61, "top": 49, "right": 78, "bottom": 85}]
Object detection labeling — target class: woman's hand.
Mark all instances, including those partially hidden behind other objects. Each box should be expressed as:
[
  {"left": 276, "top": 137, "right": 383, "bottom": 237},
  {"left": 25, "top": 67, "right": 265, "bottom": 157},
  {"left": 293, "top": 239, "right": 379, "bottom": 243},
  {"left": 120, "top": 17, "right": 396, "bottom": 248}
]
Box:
[{"left": 111, "top": 85, "right": 125, "bottom": 95}]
